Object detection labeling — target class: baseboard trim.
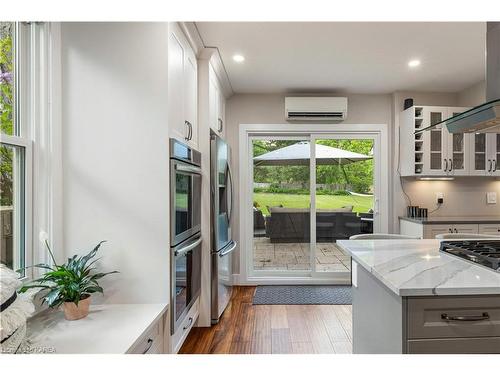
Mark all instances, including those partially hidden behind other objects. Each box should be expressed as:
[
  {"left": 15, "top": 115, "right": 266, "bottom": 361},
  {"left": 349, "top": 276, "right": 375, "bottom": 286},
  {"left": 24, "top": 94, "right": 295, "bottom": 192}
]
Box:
[{"left": 231, "top": 273, "right": 351, "bottom": 286}]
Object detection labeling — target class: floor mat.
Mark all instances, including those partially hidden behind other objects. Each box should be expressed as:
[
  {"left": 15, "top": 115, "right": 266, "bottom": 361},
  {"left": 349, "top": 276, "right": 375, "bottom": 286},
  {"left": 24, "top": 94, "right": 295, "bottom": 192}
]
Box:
[{"left": 252, "top": 285, "right": 352, "bottom": 305}]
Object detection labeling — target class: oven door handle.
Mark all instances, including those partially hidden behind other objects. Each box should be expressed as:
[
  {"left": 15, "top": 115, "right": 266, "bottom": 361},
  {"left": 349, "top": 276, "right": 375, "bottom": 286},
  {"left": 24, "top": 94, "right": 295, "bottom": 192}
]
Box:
[
  {"left": 175, "top": 237, "right": 202, "bottom": 257},
  {"left": 175, "top": 163, "right": 202, "bottom": 175}
]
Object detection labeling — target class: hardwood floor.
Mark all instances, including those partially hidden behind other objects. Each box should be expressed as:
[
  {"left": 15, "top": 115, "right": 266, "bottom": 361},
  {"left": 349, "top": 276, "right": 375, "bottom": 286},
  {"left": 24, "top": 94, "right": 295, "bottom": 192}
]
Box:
[{"left": 179, "top": 286, "right": 352, "bottom": 354}]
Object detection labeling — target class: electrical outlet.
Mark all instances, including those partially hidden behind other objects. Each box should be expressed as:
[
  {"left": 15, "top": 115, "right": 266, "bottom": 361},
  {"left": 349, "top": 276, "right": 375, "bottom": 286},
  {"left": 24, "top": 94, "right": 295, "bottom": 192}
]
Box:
[
  {"left": 436, "top": 192, "right": 444, "bottom": 204},
  {"left": 487, "top": 192, "right": 497, "bottom": 204}
]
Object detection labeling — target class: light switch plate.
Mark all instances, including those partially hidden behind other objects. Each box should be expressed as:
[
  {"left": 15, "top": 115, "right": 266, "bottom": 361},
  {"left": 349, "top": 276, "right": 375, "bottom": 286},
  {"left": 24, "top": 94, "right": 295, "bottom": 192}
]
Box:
[{"left": 487, "top": 192, "right": 497, "bottom": 204}]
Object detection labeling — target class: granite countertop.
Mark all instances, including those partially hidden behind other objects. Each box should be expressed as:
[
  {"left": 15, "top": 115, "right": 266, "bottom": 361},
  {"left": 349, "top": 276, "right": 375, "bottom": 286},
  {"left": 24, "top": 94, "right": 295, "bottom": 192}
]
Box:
[
  {"left": 337, "top": 239, "right": 500, "bottom": 297},
  {"left": 21, "top": 303, "right": 168, "bottom": 354},
  {"left": 399, "top": 216, "right": 500, "bottom": 224}
]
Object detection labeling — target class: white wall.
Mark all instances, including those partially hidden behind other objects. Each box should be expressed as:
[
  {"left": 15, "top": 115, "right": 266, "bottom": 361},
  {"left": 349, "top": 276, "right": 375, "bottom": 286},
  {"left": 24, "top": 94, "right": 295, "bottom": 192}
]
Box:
[
  {"left": 458, "top": 81, "right": 486, "bottom": 107},
  {"left": 225, "top": 93, "right": 392, "bottom": 274},
  {"left": 61, "top": 23, "right": 170, "bottom": 304},
  {"left": 402, "top": 178, "right": 500, "bottom": 217}
]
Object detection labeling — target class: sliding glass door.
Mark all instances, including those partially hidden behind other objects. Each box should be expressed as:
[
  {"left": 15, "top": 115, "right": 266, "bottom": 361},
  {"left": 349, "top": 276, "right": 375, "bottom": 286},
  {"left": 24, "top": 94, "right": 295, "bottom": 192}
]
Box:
[
  {"left": 311, "top": 135, "right": 375, "bottom": 278},
  {"left": 248, "top": 131, "right": 380, "bottom": 281},
  {"left": 252, "top": 136, "right": 312, "bottom": 276}
]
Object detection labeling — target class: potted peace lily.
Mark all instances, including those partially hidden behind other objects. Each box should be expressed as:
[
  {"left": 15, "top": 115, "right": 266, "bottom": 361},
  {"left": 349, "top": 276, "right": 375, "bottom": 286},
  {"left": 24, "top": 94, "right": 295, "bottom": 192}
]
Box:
[{"left": 19, "top": 240, "right": 118, "bottom": 321}]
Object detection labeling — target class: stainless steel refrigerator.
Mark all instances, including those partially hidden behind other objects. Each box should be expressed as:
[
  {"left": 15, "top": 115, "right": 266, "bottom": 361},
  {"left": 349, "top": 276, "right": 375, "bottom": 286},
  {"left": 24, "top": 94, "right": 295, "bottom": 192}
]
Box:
[{"left": 210, "top": 130, "right": 237, "bottom": 324}]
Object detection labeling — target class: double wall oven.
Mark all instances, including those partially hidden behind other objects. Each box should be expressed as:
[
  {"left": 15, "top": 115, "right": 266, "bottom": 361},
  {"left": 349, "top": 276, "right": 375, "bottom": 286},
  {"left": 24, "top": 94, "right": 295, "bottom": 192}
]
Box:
[{"left": 170, "top": 139, "right": 202, "bottom": 334}]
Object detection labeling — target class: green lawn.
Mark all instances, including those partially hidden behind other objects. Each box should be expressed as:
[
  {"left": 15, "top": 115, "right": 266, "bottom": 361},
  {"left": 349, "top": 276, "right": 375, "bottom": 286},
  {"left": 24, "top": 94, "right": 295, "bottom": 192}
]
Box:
[{"left": 254, "top": 192, "right": 373, "bottom": 216}]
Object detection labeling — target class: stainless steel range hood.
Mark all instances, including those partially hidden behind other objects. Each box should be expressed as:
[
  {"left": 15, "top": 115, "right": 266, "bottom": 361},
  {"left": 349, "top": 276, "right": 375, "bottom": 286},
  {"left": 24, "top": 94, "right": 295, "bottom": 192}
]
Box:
[{"left": 418, "top": 22, "right": 500, "bottom": 134}]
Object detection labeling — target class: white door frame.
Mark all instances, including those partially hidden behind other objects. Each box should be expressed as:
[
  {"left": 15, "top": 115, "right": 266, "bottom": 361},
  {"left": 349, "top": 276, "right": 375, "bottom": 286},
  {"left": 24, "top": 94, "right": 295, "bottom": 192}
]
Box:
[{"left": 238, "top": 123, "right": 389, "bottom": 285}]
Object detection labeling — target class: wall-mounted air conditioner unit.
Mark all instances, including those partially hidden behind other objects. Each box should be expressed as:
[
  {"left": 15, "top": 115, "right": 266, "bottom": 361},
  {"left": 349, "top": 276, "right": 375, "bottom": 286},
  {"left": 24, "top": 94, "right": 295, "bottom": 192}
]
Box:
[{"left": 285, "top": 97, "right": 348, "bottom": 121}]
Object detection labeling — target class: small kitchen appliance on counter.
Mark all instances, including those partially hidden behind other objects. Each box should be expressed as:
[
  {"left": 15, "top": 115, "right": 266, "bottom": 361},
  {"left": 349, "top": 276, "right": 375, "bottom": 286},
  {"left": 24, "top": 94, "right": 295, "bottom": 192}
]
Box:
[{"left": 440, "top": 240, "right": 500, "bottom": 271}]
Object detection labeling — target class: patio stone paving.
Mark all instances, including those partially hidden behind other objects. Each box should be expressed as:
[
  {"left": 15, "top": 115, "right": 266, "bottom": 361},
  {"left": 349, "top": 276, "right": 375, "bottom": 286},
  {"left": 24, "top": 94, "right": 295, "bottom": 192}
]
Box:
[{"left": 253, "top": 237, "right": 351, "bottom": 272}]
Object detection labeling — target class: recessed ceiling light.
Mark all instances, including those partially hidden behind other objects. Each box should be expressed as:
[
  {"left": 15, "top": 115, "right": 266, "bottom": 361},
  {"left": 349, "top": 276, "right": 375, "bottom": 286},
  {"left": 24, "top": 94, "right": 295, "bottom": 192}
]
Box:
[
  {"left": 232, "top": 54, "right": 245, "bottom": 63},
  {"left": 408, "top": 59, "right": 421, "bottom": 68}
]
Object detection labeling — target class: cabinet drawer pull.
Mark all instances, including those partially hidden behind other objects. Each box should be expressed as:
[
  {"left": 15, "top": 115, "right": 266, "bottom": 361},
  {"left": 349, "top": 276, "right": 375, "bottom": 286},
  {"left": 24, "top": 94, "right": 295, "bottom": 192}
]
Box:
[
  {"left": 142, "top": 338, "right": 154, "bottom": 354},
  {"left": 441, "top": 312, "right": 490, "bottom": 322},
  {"left": 183, "top": 317, "right": 193, "bottom": 331}
]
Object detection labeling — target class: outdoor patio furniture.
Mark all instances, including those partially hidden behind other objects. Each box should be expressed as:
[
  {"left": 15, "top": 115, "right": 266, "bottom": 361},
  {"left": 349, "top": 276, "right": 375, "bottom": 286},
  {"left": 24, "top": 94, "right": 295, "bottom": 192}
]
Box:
[{"left": 265, "top": 206, "right": 361, "bottom": 243}]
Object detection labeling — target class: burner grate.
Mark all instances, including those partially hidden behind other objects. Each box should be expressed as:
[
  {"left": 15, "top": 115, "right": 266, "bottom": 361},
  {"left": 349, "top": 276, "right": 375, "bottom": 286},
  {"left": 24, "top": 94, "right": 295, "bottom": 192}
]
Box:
[{"left": 439, "top": 240, "right": 500, "bottom": 271}]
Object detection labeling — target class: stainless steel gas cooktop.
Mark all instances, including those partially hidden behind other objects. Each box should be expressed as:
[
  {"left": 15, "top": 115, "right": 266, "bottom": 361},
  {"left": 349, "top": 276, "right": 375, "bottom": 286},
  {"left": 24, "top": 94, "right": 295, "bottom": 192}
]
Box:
[{"left": 440, "top": 240, "right": 500, "bottom": 271}]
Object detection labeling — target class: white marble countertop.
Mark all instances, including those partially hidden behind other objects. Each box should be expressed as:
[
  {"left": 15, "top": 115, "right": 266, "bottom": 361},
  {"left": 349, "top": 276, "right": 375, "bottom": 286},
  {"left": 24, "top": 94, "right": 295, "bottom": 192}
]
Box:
[
  {"left": 337, "top": 239, "right": 500, "bottom": 297},
  {"left": 22, "top": 303, "right": 168, "bottom": 354}
]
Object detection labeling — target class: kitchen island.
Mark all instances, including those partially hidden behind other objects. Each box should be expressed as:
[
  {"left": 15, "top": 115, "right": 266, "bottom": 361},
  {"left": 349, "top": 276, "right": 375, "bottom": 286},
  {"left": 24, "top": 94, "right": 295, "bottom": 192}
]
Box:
[{"left": 336, "top": 239, "right": 500, "bottom": 354}]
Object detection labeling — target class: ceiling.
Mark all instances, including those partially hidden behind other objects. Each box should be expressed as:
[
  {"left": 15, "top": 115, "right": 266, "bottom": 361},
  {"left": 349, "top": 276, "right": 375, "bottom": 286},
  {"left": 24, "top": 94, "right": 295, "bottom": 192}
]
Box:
[{"left": 196, "top": 22, "right": 486, "bottom": 94}]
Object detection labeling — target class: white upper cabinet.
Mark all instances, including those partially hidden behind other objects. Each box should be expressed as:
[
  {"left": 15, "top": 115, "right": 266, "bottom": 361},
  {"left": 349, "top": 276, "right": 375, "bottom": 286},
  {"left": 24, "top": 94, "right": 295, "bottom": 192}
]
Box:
[
  {"left": 208, "top": 64, "right": 226, "bottom": 138},
  {"left": 168, "top": 23, "right": 198, "bottom": 147},
  {"left": 470, "top": 133, "right": 500, "bottom": 176},
  {"left": 400, "top": 105, "right": 471, "bottom": 177}
]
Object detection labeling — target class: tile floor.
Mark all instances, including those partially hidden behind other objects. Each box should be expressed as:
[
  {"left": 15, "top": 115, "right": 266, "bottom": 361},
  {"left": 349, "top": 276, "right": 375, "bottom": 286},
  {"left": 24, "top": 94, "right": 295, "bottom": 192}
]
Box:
[{"left": 253, "top": 237, "right": 351, "bottom": 272}]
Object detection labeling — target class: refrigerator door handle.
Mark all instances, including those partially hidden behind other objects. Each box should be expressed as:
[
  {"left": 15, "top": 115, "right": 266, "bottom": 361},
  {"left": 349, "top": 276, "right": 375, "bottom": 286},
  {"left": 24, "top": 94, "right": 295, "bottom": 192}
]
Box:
[
  {"left": 226, "top": 162, "right": 234, "bottom": 223},
  {"left": 219, "top": 241, "right": 237, "bottom": 257},
  {"left": 174, "top": 236, "right": 202, "bottom": 257}
]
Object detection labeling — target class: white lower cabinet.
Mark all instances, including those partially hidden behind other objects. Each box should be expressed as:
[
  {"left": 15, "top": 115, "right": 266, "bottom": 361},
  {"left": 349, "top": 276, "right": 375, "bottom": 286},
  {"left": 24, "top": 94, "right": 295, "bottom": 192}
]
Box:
[
  {"left": 401, "top": 219, "right": 487, "bottom": 239},
  {"left": 479, "top": 224, "right": 500, "bottom": 236},
  {"left": 423, "top": 224, "right": 479, "bottom": 238},
  {"left": 170, "top": 298, "right": 199, "bottom": 353},
  {"left": 128, "top": 318, "right": 164, "bottom": 354}
]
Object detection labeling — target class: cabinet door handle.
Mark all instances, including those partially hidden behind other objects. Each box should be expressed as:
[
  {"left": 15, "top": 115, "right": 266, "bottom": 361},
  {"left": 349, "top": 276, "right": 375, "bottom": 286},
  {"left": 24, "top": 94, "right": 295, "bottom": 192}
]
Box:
[
  {"left": 454, "top": 228, "right": 458, "bottom": 233},
  {"left": 184, "top": 121, "right": 193, "bottom": 141},
  {"left": 448, "top": 228, "right": 453, "bottom": 233},
  {"left": 448, "top": 158, "right": 452, "bottom": 172},
  {"left": 444, "top": 159, "right": 448, "bottom": 172},
  {"left": 142, "top": 338, "right": 154, "bottom": 354},
  {"left": 488, "top": 159, "right": 492, "bottom": 172},
  {"left": 494, "top": 160, "right": 497, "bottom": 172},
  {"left": 184, "top": 120, "right": 190, "bottom": 140},
  {"left": 183, "top": 317, "right": 193, "bottom": 331},
  {"left": 218, "top": 118, "right": 223, "bottom": 132},
  {"left": 441, "top": 312, "right": 489, "bottom": 322}
]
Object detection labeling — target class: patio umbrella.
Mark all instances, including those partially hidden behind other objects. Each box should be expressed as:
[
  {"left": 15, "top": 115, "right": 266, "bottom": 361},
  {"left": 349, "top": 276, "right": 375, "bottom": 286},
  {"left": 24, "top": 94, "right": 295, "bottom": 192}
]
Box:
[{"left": 253, "top": 141, "right": 371, "bottom": 166}]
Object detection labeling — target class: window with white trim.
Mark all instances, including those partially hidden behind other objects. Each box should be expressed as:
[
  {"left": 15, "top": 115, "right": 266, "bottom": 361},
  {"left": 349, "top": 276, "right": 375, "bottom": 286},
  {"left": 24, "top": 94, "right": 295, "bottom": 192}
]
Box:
[{"left": 0, "top": 22, "right": 32, "bottom": 278}]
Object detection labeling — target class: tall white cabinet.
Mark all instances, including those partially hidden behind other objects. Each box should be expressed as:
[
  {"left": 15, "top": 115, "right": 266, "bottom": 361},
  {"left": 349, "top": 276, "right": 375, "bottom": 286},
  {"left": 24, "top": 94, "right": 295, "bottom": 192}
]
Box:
[
  {"left": 400, "top": 105, "right": 471, "bottom": 176},
  {"left": 208, "top": 63, "right": 226, "bottom": 138},
  {"left": 168, "top": 23, "right": 198, "bottom": 148}
]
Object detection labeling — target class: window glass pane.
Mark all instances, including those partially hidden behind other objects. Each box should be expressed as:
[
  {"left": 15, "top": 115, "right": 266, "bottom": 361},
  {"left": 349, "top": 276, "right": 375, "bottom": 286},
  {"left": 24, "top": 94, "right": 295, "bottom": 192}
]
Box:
[
  {"left": 0, "top": 22, "right": 15, "bottom": 136},
  {"left": 252, "top": 139, "right": 311, "bottom": 272},
  {"left": 430, "top": 130, "right": 441, "bottom": 152},
  {"left": 1, "top": 143, "right": 25, "bottom": 276}
]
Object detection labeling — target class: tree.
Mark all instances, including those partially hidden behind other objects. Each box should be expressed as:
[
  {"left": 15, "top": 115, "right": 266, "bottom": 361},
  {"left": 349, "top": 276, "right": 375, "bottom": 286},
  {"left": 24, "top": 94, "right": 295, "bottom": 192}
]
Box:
[{"left": 252, "top": 139, "right": 374, "bottom": 194}]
